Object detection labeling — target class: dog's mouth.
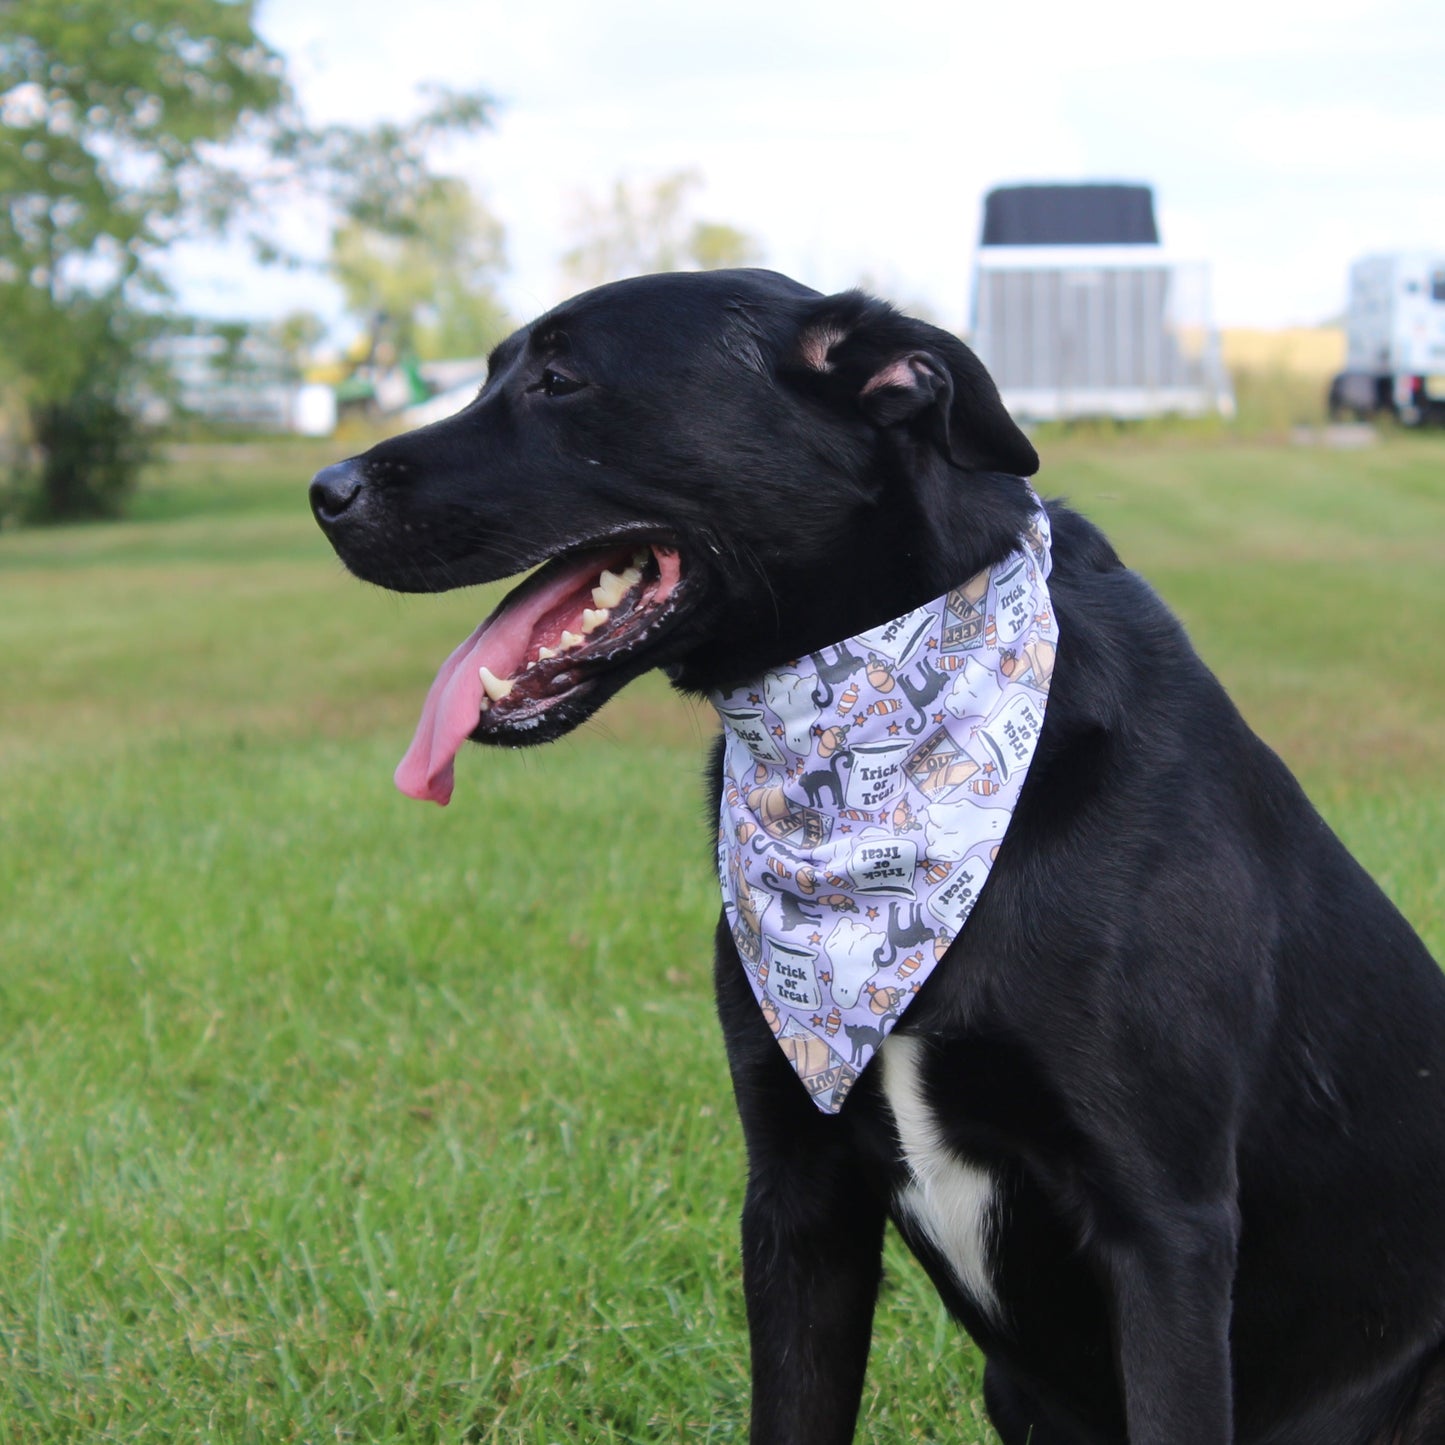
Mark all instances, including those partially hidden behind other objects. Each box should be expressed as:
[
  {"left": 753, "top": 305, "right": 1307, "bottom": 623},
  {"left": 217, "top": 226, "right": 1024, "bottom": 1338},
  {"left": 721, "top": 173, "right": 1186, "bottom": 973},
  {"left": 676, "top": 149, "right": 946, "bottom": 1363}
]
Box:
[{"left": 395, "top": 539, "right": 686, "bottom": 804}]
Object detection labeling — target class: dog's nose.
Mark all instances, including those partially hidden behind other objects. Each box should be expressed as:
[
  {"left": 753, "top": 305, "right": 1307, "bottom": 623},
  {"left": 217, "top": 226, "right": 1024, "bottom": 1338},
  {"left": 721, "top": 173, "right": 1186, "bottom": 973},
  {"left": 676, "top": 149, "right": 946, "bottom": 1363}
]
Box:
[{"left": 309, "top": 461, "right": 364, "bottom": 526}]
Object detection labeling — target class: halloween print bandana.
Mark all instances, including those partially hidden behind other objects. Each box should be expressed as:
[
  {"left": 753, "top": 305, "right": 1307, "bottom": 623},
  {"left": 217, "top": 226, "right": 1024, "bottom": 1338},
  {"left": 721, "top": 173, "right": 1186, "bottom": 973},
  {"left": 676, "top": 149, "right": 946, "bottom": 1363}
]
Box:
[{"left": 711, "top": 503, "right": 1057, "bottom": 1113}]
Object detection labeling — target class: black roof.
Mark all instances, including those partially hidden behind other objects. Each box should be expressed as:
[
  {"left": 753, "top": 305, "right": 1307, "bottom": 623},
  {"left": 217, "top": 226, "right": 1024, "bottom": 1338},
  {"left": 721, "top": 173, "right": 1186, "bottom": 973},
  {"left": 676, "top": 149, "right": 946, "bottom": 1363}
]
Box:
[{"left": 980, "top": 184, "right": 1159, "bottom": 247}]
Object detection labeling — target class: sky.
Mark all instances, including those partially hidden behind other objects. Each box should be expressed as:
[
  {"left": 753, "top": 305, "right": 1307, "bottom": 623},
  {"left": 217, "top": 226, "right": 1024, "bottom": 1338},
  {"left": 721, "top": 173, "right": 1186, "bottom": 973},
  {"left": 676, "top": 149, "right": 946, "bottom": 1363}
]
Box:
[{"left": 169, "top": 0, "right": 1445, "bottom": 337}]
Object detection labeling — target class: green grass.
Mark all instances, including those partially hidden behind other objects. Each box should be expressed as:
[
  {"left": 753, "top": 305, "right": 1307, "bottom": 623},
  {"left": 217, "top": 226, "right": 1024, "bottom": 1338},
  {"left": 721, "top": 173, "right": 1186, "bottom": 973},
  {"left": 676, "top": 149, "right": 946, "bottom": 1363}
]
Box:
[{"left": 0, "top": 435, "right": 1441, "bottom": 1441}]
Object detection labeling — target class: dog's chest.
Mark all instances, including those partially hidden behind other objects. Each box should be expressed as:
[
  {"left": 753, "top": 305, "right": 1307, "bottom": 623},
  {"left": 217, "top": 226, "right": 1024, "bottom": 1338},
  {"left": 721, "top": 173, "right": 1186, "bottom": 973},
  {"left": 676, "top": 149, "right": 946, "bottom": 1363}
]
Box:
[{"left": 879, "top": 1034, "right": 1002, "bottom": 1322}]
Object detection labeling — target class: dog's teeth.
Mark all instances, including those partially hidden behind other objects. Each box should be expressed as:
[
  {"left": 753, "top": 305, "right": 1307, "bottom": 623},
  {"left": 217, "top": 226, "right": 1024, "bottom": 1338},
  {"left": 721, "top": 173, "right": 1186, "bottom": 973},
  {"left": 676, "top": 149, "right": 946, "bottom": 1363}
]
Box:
[
  {"left": 536, "top": 645, "right": 559, "bottom": 661},
  {"left": 478, "top": 666, "right": 514, "bottom": 702},
  {"left": 581, "top": 607, "right": 610, "bottom": 633},
  {"left": 592, "top": 563, "right": 645, "bottom": 610},
  {"left": 477, "top": 695, "right": 491, "bottom": 712},
  {"left": 592, "top": 570, "right": 627, "bottom": 608},
  {"left": 559, "top": 630, "right": 584, "bottom": 649}
]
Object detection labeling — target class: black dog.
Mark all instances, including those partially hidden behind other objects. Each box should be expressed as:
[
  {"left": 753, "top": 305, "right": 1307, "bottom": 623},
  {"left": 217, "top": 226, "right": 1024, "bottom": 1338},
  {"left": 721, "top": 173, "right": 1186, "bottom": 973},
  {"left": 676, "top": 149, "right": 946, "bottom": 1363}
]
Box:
[{"left": 310, "top": 270, "right": 1445, "bottom": 1445}]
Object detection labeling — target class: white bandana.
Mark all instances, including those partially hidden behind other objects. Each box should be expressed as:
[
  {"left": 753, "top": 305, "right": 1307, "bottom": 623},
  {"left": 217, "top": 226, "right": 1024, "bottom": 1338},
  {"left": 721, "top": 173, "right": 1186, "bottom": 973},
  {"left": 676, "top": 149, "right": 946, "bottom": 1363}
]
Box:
[{"left": 710, "top": 504, "right": 1057, "bottom": 1113}]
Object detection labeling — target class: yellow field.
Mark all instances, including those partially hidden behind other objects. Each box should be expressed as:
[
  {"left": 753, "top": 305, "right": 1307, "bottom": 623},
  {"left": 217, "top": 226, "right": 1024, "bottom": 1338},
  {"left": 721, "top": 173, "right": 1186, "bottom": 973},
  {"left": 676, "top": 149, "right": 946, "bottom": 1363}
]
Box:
[{"left": 1221, "top": 326, "right": 1345, "bottom": 377}]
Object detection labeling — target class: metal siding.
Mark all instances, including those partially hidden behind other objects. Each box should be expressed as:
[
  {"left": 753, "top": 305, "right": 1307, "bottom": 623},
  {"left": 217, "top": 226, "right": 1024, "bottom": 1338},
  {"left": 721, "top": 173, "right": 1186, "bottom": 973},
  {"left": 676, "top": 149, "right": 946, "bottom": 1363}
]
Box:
[
  {"left": 1148, "top": 270, "right": 1164, "bottom": 387},
  {"left": 971, "top": 254, "right": 1227, "bottom": 417}
]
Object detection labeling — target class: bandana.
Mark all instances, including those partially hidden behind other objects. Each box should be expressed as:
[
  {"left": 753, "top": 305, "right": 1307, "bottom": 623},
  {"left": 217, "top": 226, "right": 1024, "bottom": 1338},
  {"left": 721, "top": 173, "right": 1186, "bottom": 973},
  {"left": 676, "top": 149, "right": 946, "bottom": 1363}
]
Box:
[{"left": 710, "top": 504, "right": 1057, "bottom": 1113}]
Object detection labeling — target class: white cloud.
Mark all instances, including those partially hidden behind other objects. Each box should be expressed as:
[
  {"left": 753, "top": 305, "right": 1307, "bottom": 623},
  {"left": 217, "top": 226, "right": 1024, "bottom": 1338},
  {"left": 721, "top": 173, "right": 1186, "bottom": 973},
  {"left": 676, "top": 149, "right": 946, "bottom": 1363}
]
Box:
[{"left": 169, "top": 0, "right": 1445, "bottom": 331}]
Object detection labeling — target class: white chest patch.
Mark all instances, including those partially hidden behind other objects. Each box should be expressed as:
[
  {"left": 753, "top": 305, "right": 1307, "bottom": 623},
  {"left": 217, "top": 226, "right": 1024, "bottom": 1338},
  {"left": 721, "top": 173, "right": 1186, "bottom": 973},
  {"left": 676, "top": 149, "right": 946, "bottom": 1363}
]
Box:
[{"left": 880, "top": 1033, "right": 1001, "bottom": 1323}]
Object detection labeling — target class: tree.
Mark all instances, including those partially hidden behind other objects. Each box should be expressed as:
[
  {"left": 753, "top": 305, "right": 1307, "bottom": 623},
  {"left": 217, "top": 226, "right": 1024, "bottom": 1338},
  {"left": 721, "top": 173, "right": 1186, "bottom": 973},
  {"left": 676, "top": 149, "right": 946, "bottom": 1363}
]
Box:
[
  {"left": 0, "top": 0, "right": 287, "bottom": 520},
  {"left": 262, "top": 83, "right": 510, "bottom": 366},
  {"left": 329, "top": 172, "right": 509, "bottom": 363},
  {"left": 0, "top": 7, "right": 502, "bottom": 521},
  {"left": 561, "top": 170, "right": 763, "bottom": 290},
  {"left": 272, "top": 310, "right": 327, "bottom": 379},
  {"left": 689, "top": 220, "right": 765, "bottom": 273}
]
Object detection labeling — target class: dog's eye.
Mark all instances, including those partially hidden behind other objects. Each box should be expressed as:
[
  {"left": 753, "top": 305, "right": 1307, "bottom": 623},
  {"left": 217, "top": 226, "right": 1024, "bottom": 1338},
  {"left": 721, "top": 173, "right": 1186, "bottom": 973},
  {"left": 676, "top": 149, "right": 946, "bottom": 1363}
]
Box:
[{"left": 532, "top": 368, "right": 585, "bottom": 399}]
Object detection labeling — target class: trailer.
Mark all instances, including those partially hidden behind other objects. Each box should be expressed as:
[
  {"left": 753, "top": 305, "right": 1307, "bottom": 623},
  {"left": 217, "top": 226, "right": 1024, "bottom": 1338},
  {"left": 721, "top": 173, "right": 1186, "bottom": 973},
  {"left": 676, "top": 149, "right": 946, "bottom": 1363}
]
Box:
[
  {"left": 1328, "top": 254, "right": 1445, "bottom": 425},
  {"left": 969, "top": 184, "right": 1232, "bottom": 422}
]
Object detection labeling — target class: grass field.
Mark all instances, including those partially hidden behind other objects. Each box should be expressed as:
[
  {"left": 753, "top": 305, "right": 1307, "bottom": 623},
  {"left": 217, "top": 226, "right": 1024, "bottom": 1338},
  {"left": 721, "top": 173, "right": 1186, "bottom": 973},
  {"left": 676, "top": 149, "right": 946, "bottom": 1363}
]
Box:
[{"left": 0, "top": 433, "right": 1441, "bottom": 1442}]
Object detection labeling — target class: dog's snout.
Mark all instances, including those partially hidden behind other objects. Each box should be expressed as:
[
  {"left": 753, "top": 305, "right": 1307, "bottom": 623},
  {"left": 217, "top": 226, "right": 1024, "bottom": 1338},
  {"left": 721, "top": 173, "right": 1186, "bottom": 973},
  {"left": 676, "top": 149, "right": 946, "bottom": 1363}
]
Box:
[{"left": 309, "top": 461, "right": 364, "bottom": 527}]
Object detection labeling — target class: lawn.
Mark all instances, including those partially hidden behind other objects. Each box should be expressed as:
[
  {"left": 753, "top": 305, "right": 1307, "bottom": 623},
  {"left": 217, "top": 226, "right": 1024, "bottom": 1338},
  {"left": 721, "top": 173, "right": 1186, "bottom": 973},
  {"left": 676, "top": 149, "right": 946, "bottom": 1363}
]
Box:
[{"left": 0, "top": 433, "right": 1440, "bottom": 1442}]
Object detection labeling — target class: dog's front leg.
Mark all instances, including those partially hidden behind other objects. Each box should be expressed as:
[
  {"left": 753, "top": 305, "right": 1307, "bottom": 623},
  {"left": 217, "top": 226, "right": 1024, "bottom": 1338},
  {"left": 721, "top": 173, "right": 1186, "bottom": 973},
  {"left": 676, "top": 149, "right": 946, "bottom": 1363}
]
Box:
[
  {"left": 1102, "top": 1200, "right": 1240, "bottom": 1444},
  {"left": 739, "top": 1166, "right": 885, "bottom": 1445},
  {"left": 714, "top": 922, "right": 886, "bottom": 1445}
]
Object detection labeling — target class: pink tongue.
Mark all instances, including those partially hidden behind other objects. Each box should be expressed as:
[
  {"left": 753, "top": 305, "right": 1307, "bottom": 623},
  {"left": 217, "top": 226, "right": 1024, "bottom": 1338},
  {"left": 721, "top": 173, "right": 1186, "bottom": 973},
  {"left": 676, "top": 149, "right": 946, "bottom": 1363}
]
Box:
[
  {"left": 394, "top": 562, "right": 600, "bottom": 805},
  {"left": 393, "top": 546, "right": 682, "bottom": 806},
  {"left": 392, "top": 622, "right": 491, "bottom": 806}
]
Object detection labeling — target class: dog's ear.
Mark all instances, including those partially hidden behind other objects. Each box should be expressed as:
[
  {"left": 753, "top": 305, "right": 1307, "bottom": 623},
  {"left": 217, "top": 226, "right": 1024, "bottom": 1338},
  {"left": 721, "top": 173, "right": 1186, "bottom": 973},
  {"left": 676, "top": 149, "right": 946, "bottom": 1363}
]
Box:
[{"left": 790, "top": 291, "right": 1038, "bottom": 477}]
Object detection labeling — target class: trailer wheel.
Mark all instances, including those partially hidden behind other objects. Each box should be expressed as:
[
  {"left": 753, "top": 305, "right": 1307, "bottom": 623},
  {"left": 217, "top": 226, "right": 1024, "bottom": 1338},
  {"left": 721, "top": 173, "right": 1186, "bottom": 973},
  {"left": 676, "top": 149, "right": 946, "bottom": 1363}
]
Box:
[{"left": 1327, "top": 373, "right": 1379, "bottom": 422}]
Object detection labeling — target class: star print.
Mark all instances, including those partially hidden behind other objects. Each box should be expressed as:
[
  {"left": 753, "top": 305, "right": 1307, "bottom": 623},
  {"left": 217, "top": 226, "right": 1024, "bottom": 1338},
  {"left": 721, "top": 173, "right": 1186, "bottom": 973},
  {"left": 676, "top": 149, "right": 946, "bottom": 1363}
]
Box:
[
  {"left": 809, "top": 932, "right": 823, "bottom": 946},
  {"left": 819, "top": 970, "right": 832, "bottom": 984},
  {"left": 932, "top": 711, "right": 946, "bottom": 724},
  {"left": 811, "top": 1015, "right": 824, "bottom": 1028},
  {"left": 925, "top": 637, "right": 939, "bottom": 649},
  {"left": 771, "top": 725, "right": 784, "bottom": 738},
  {"left": 887, "top": 722, "right": 901, "bottom": 736},
  {"left": 982, "top": 760, "right": 996, "bottom": 775},
  {"left": 866, "top": 906, "right": 880, "bottom": 920},
  {"left": 840, "top": 824, "right": 852, "bottom": 833},
  {"left": 748, "top": 693, "right": 761, "bottom": 705}
]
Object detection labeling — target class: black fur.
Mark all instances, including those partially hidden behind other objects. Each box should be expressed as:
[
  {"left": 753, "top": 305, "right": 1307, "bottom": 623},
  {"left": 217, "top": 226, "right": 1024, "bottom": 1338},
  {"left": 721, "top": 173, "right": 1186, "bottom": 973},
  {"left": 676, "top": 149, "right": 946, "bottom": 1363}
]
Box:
[{"left": 311, "top": 269, "right": 1445, "bottom": 1445}]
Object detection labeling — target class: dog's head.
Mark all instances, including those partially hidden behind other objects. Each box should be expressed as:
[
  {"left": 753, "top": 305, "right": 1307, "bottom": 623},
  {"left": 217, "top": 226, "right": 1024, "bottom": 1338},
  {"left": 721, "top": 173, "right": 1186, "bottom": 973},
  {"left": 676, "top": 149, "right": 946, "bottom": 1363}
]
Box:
[{"left": 309, "top": 269, "right": 1038, "bottom": 803}]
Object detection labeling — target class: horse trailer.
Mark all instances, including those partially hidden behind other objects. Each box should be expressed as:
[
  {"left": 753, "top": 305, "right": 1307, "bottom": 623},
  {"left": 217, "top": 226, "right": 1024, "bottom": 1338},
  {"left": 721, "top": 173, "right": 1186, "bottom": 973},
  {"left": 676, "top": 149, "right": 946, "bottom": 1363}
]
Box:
[{"left": 969, "top": 184, "right": 1232, "bottom": 422}]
